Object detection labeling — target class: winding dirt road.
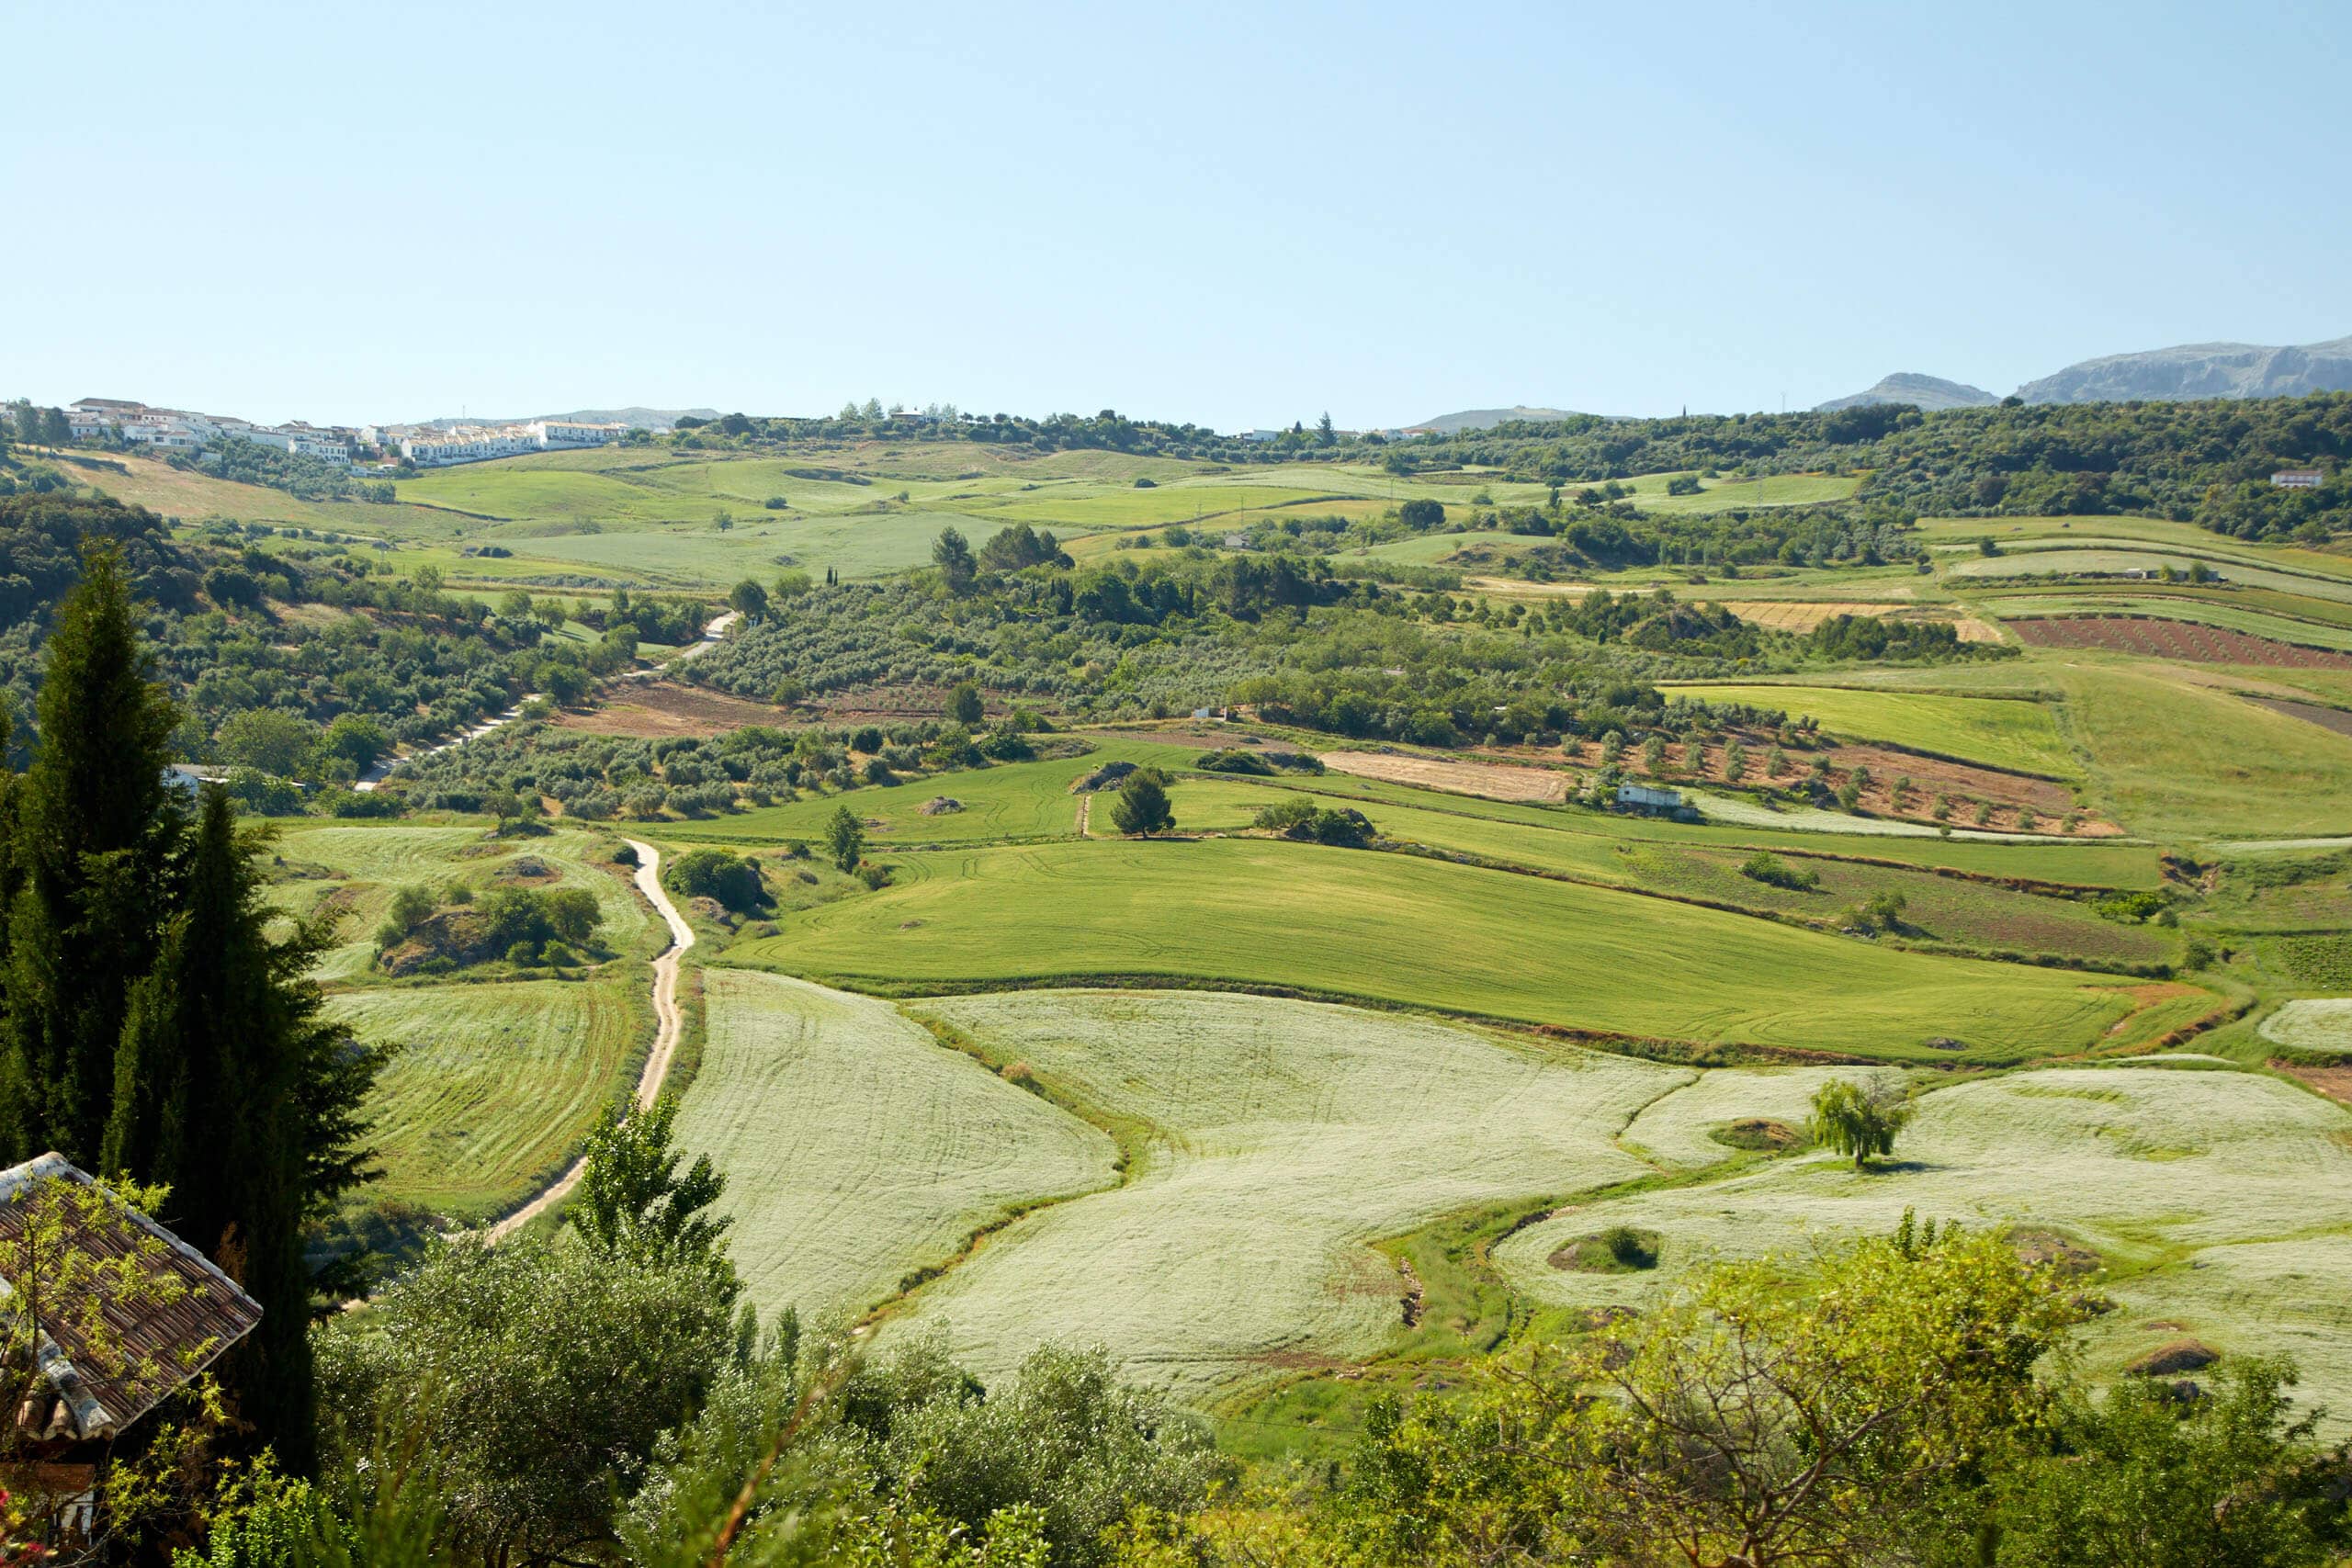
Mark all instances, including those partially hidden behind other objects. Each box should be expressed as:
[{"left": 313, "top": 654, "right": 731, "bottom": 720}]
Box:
[{"left": 484, "top": 837, "right": 696, "bottom": 1241}]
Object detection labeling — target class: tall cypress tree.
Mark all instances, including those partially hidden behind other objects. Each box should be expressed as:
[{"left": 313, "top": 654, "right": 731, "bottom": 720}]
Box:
[
  {"left": 106, "top": 785, "right": 381, "bottom": 1469},
  {"left": 0, "top": 541, "right": 184, "bottom": 1164}
]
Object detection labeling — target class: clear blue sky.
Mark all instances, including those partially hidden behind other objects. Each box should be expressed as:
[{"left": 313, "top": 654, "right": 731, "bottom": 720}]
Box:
[{"left": 9, "top": 1, "right": 2346, "bottom": 429}]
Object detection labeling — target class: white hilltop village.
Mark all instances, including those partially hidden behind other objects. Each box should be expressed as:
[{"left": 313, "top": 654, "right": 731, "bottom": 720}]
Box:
[{"left": 56, "top": 396, "right": 634, "bottom": 469}]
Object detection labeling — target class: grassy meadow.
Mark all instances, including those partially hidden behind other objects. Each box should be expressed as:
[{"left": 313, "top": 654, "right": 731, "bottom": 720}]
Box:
[
  {"left": 673, "top": 970, "right": 1115, "bottom": 1325},
  {"left": 1493, "top": 1065, "right": 2352, "bottom": 1430},
  {"left": 729, "top": 835, "right": 2164, "bottom": 1061},
  {"left": 327, "top": 976, "right": 647, "bottom": 1221},
  {"left": 266, "top": 821, "right": 658, "bottom": 1220},
  {"left": 885, "top": 991, "right": 1675, "bottom": 1401}
]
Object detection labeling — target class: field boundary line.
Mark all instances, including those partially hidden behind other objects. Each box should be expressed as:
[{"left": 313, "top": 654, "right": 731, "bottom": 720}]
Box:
[{"left": 483, "top": 837, "right": 695, "bottom": 1242}]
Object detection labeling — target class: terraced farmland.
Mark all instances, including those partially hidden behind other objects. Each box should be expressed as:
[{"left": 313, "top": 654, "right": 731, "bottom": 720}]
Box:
[
  {"left": 887, "top": 990, "right": 1677, "bottom": 1399},
  {"left": 737, "top": 836, "right": 2165, "bottom": 1061},
  {"left": 2008, "top": 615, "right": 2352, "bottom": 667},
  {"left": 674, "top": 971, "right": 1115, "bottom": 1324},
  {"left": 1494, "top": 1066, "right": 2352, "bottom": 1429},
  {"left": 1661, "top": 682, "right": 2079, "bottom": 778}
]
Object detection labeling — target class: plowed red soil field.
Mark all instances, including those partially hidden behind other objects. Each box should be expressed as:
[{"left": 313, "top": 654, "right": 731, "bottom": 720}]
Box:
[{"left": 2007, "top": 615, "right": 2352, "bottom": 668}]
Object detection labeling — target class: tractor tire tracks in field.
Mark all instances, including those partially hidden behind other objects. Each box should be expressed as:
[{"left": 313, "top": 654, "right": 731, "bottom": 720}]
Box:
[{"left": 484, "top": 838, "right": 695, "bottom": 1242}]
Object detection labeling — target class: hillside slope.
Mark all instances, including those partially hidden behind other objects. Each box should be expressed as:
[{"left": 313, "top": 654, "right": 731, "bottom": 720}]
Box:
[
  {"left": 1409, "top": 405, "right": 1584, "bottom": 433},
  {"left": 1816, "top": 373, "right": 1997, "bottom": 412},
  {"left": 2020, "top": 335, "right": 2352, "bottom": 403}
]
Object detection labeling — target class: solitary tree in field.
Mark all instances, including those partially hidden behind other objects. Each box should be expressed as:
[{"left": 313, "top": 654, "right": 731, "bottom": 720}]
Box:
[
  {"left": 826, "top": 804, "right": 865, "bottom": 873},
  {"left": 948, "top": 681, "right": 984, "bottom": 726},
  {"left": 1810, "top": 1079, "right": 1914, "bottom": 1168},
  {"left": 1109, "top": 773, "right": 1174, "bottom": 838}
]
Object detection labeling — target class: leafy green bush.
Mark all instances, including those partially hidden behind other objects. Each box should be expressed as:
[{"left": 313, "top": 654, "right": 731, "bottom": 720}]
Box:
[
  {"left": 667, "top": 848, "right": 766, "bottom": 913},
  {"left": 1740, "top": 851, "right": 1820, "bottom": 891}
]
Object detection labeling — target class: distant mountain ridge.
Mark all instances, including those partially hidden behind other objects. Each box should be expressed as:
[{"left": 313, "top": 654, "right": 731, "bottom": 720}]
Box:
[
  {"left": 2017, "top": 336, "right": 2352, "bottom": 404},
  {"left": 1815, "top": 373, "right": 1997, "bottom": 412},
  {"left": 1408, "top": 405, "right": 1584, "bottom": 434},
  {"left": 417, "top": 406, "right": 718, "bottom": 430}
]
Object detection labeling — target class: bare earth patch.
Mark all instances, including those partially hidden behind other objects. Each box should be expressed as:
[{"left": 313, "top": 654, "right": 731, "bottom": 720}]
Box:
[
  {"left": 2008, "top": 616, "right": 2352, "bottom": 668},
  {"left": 1722, "top": 601, "right": 2005, "bottom": 644},
  {"left": 2276, "top": 1062, "right": 2352, "bottom": 1107},
  {"left": 2247, "top": 696, "right": 2352, "bottom": 739},
  {"left": 1319, "top": 750, "right": 1569, "bottom": 803},
  {"left": 559, "top": 680, "right": 785, "bottom": 738}
]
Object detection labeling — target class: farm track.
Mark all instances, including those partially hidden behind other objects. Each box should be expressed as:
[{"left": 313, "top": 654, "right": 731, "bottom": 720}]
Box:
[{"left": 484, "top": 838, "right": 695, "bottom": 1241}]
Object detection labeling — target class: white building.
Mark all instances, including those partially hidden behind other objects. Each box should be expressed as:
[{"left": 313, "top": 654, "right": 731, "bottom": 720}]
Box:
[
  {"left": 2271, "top": 469, "right": 2324, "bottom": 490},
  {"left": 526, "top": 418, "right": 628, "bottom": 448},
  {"left": 401, "top": 424, "right": 540, "bottom": 466}
]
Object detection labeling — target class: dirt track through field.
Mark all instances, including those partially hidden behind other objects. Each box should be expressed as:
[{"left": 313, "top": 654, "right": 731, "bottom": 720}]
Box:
[{"left": 484, "top": 838, "right": 695, "bottom": 1241}]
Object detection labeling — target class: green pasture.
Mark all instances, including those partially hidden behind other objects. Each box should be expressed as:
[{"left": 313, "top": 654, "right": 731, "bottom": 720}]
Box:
[
  {"left": 735, "top": 835, "right": 2162, "bottom": 1060},
  {"left": 1147, "top": 775, "right": 2170, "bottom": 967},
  {"left": 650, "top": 739, "right": 1205, "bottom": 848},
  {"left": 1624, "top": 471, "right": 1862, "bottom": 513},
  {"left": 1657, "top": 682, "right": 2080, "bottom": 778},
  {"left": 1494, "top": 1065, "right": 2352, "bottom": 1432},
  {"left": 2053, "top": 664, "right": 2352, "bottom": 840},
  {"left": 328, "top": 975, "right": 647, "bottom": 1221},
  {"left": 887, "top": 990, "right": 1674, "bottom": 1400},
  {"left": 675, "top": 970, "right": 1114, "bottom": 1325},
  {"left": 1118, "top": 750, "right": 2165, "bottom": 885}
]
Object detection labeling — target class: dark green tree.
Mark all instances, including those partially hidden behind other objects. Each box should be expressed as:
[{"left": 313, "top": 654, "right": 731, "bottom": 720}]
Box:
[
  {"left": 0, "top": 542, "right": 184, "bottom": 1164},
  {"left": 103, "top": 785, "right": 382, "bottom": 1468},
  {"left": 1109, "top": 773, "right": 1174, "bottom": 837},
  {"left": 826, "top": 804, "right": 865, "bottom": 873},
  {"left": 932, "top": 526, "right": 977, "bottom": 593},
  {"left": 948, "top": 681, "right": 984, "bottom": 726}
]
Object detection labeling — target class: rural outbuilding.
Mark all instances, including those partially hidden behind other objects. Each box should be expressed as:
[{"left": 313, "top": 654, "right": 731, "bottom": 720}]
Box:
[{"left": 1614, "top": 782, "right": 1684, "bottom": 814}]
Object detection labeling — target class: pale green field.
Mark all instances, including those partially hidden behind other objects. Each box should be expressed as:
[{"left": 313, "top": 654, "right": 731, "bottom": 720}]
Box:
[
  {"left": 329, "top": 976, "right": 646, "bottom": 1220},
  {"left": 1952, "top": 549, "right": 2352, "bottom": 606},
  {"left": 1613, "top": 1065, "right": 1904, "bottom": 1169},
  {"left": 2259, "top": 1000, "right": 2352, "bottom": 1052},
  {"left": 1918, "top": 514, "right": 2352, "bottom": 583},
  {"left": 887, "top": 990, "right": 1674, "bottom": 1399},
  {"left": 1662, "top": 682, "right": 2080, "bottom": 778},
  {"left": 676, "top": 970, "right": 1114, "bottom": 1325},
  {"left": 737, "top": 836, "right": 2155, "bottom": 1061},
  {"left": 1494, "top": 1066, "right": 2352, "bottom": 1430}
]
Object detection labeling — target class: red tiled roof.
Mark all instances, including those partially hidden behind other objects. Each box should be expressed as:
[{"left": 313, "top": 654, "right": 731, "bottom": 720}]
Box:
[{"left": 0, "top": 1155, "right": 262, "bottom": 1442}]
